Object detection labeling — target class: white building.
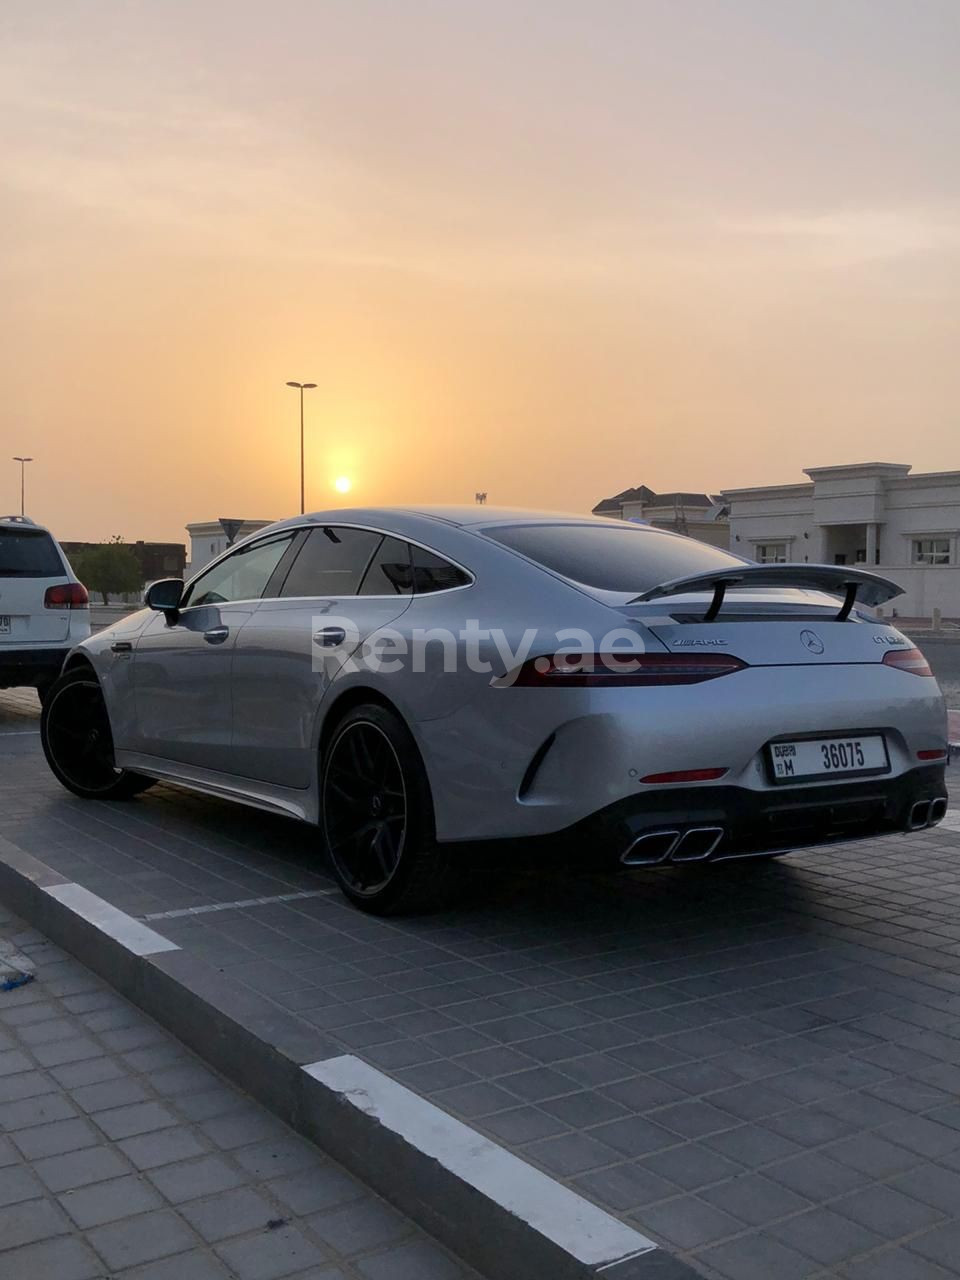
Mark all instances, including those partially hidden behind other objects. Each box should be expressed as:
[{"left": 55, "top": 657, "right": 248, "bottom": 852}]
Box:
[
  {"left": 185, "top": 519, "right": 275, "bottom": 577},
  {"left": 724, "top": 462, "right": 960, "bottom": 618}
]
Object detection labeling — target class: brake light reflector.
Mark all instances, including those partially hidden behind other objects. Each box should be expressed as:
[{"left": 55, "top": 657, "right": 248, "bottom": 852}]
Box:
[
  {"left": 44, "top": 583, "right": 89, "bottom": 609},
  {"left": 506, "top": 652, "right": 747, "bottom": 687},
  {"left": 882, "top": 647, "right": 933, "bottom": 677},
  {"left": 917, "top": 749, "right": 947, "bottom": 760},
  {"left": 641, "top": 767, "right": 728, "bottom": 784}
]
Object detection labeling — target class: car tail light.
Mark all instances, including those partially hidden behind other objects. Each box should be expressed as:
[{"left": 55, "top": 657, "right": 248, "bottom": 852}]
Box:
[
  {"left": 917, "top": 749, "right": 947, "bottom": 761},
  {"left": 882, "top": 647, "right": 933, "bottom": 677},
  {"left": 44, "top": 583, "right": 89, "bottom": 609},
  {"left": 506, "top": 652, "right": 747, "bottom": 687}
]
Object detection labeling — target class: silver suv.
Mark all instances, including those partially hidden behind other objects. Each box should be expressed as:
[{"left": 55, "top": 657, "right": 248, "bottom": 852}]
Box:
[{"left": 0, "top": 516, "right": 90, "bottom": 702}]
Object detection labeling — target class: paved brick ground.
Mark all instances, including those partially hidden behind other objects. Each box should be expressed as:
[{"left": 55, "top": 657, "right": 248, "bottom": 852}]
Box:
[
  {"left": 0, "top": 897, "right": 481, "bottom": 1278},
  {"left": 5, "top": 689, "right": 960, "bottom": 1278}
]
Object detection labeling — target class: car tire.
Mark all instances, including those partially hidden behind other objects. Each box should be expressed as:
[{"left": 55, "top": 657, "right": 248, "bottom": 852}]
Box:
[
  {"left": 320, "top": 703, "right": 453, "bottom": 915},
  {"left": 35, "top": 678, "right": 58, "bottom": 708},
  {"left": 41, "top": 668, "right": 155, "bottom": 801}
]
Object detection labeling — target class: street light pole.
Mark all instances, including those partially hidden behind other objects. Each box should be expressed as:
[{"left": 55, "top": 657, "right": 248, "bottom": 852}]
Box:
[
  {"left": 285, "top": 382, "right": 317, "bottom": 514},
  {"left": 12, "top": 457, "right": 32, "bottom": 517}
]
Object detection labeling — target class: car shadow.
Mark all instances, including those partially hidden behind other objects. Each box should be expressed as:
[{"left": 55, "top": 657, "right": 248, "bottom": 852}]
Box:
[{"left": 133, "top": 779, "right": 830, "bottom": 948}]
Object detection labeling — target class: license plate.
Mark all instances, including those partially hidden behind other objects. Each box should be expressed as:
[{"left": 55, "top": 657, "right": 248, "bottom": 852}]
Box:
[
  {"left": 0, "top": 616, "right": 10, "bottom": 635},
  {"left": 769, "top": 735, "right": 888, "bottom": 783}
]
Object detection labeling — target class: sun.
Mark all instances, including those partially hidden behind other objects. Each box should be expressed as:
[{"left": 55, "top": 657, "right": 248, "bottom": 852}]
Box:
[{"left": 334, "top": 476, "right": 352, "bottom": 494}]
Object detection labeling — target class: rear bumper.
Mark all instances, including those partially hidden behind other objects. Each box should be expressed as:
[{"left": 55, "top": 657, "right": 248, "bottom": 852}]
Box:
[
  {"left": 419, "top": 663, "right": 946, "bottom": 842},
  {"left": 0, "top": 647, "right": 69, "bottom": 688},
  {"left": 568, "top": 764, "right": 948, "bottom": 865}
]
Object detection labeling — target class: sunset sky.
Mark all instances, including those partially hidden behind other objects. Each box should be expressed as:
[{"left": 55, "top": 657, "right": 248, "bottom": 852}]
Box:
[{"left": 3, "top": 1, "right": 958, "bottom": 543}]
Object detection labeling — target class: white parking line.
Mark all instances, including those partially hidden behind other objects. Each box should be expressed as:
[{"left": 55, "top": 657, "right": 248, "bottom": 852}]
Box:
[
  {"left": 140, "top": 888, "right": 335, "bottom": 921},
  {"left": 304, "top": 1053, "right": 660, "bottom": 1273},
  {"left": 45, "top": 883, "right": 180, "bottom": 956}
]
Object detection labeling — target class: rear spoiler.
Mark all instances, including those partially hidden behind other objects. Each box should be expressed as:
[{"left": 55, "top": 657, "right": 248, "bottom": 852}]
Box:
[{"left": 631, "top": 564, "right": 903, "bottom": 622}]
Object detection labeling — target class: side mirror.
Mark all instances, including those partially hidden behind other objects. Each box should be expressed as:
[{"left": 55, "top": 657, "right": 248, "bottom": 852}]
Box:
[{"left": 144, "top": 579, "right": 184, "bottom": 613}]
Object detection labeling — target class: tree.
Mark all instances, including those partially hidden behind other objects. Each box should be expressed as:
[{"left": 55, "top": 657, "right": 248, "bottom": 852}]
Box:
[{"left": 71, "top": 537, "right": 143, "bottom": 605}]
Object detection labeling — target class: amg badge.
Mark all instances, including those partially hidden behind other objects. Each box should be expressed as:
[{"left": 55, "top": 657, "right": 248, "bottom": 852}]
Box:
[{"left": 673, "top": 638, "right": 729, "bottom": 647}]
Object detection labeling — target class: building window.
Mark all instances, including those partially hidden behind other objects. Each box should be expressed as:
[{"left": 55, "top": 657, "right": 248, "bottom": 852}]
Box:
[
  {"left": 755, "top": 543, "right": 788, "bottom": 564},
  {"left": 913, "top": 538, "right": 950, "bottom": 566}
]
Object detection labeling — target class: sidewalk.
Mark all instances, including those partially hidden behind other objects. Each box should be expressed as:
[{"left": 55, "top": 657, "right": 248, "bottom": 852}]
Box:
[{"left": 0, "top": 903, "right": 479, "bottom": 1280}]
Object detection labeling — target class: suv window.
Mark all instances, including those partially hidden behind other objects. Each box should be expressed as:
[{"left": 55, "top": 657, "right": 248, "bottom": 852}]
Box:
[
  {"left": 183, "top": 534, "right": 296, "bottom": 607},
  {"left": 410, "top": 545, "right": 472, "bottom": 594},
  {"left": 0, "top": 528, "right": 64, "bottom": 578},
  {"left": 483, "top": 523, "right": 745, "bottom": 592},
  {"left": 359, "top": 537, "right": 413, "bottom": 596},
  {"left": 279, "top": 527, "right": 381, "bottom": 598}
]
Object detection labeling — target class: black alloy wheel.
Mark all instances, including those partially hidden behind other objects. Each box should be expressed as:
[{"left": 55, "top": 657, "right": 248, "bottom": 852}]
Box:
[
  {"left": 321, "top": 703, "right": 449, "bottom": 914},
  {"left": 41, "top": 668, "right": 154, "bottom": 801},
  {"left": 324, "top": 719, "right": 407, "bottom": 895}
]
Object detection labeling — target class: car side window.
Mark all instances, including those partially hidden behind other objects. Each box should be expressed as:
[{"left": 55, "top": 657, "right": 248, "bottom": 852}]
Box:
[
  {"left": 278, "top": 527, "right": 381, "bottom": 598},
  {"left": 410, "top": 545, "right": 472, "bottom": 594},
  {"left": 358, "top": 537, "right": 413, "bottom": 596},
  {"left": 182, "top": 534, "right": 296, "bottom": 608}
]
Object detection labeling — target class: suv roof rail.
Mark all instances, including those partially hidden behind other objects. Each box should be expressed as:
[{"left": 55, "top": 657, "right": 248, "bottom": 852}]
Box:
[{"left": 0, "top": 514, "right": 39, "bottom": 525}]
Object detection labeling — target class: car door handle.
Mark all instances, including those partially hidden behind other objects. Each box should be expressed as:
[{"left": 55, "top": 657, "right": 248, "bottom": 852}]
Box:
[
  {"left": 313, "top": 627, "right": 346, "bottom": 647},
  {"left": 203, "top": 626, "right": 229, "bottom": 644},
  {"left": 110, "top": 641, "right": 132, "bottom": 653}
]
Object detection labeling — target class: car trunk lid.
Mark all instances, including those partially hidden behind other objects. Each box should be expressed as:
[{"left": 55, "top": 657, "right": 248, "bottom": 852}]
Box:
[
  {"left": 616, "top": 565, "right": 908, "bottom": 668},
  {"left": 637, "top": 603, "right": 911, "bottom": 667}
]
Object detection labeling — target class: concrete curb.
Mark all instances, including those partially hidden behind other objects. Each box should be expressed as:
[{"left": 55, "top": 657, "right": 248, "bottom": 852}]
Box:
[{"left": 0, "top": 835, "right": 700, "bottom": 1280}]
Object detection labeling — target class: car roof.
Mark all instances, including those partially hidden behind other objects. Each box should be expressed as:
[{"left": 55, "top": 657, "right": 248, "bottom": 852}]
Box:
[
  {"left": 287, "top": 506, "right": 624, "bottom": 530},
  {"left": 0, "top": 515, "right": 53, "bottom": 535}
]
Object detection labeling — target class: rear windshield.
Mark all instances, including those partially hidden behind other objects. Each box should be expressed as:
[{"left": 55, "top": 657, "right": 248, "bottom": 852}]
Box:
[
  {"left": 483, "top": 523, "right": 746, "bottom": 593},
  {"left": 0, "top": 528, "right": 64, "bottom": 578}
]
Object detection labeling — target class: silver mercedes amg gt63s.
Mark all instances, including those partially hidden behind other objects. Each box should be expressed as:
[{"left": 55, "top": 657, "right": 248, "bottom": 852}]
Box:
[{"left": 41, "top": 507, "right": 948, "bottom": 914}]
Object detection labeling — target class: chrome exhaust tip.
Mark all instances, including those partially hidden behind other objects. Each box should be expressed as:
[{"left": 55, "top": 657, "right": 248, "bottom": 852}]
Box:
[
  {"left": 908, "top": 800, "right": 932, "bottom": 831},
  {"left": 621, "top": 830, "right": 680, "bottom": 867},
  {"left": 671, "top": 827, "right": 725, "bottom": 863},
  {"left": 929, "top": 798, "right": 948, "bottom": 825}
]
